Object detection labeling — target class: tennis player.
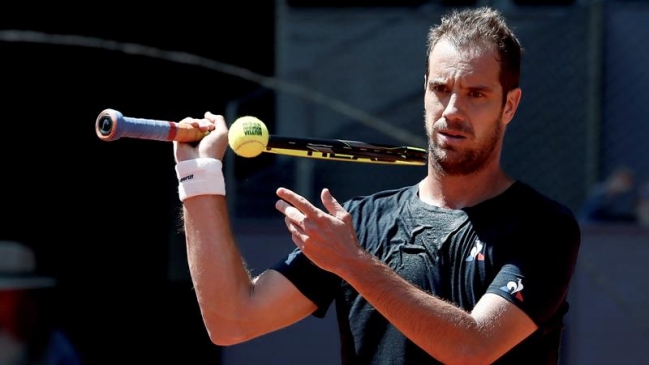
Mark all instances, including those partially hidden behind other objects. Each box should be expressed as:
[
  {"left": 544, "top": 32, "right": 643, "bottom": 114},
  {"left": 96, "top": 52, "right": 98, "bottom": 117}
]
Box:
[{"left": 172, "top": 6, "right": 581, "bottom": 365}]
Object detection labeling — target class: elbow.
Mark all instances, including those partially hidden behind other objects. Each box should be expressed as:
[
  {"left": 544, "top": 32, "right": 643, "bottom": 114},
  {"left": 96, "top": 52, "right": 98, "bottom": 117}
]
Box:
[
  {"left": 441, "top": 353, "right": 493, "bottom": 365},
  {"left": 431, "top": 342, "right": 496, "bottom": 365},
  {"left": 209, "top": 333, "right": 245, "bottom": 347},
  {"left": 206, "top": 326, "right": 251, "bottom": 347},
  {"left": 202, "top": 317, "right": 255, "bottom": 346},
  {"left": 449, "top": 354, "right": 494, "bottom": 365}
]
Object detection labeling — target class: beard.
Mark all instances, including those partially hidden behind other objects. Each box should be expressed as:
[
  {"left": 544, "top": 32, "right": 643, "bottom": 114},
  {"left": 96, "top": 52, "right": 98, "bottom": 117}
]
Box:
[{"left": 427, "top": 111, "right": 503, "bottom": 176}]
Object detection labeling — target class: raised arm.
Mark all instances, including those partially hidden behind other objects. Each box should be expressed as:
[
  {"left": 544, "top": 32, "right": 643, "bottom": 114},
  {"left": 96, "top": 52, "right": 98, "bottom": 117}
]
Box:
[{"left": 174, "top": 112, "right": 317, "bottom": 345}]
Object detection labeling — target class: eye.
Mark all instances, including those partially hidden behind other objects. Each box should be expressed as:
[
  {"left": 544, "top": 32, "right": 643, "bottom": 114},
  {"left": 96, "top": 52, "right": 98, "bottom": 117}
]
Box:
[
  {"left": 469, "top": 90, "right": 484, "bottom": 98},
  {"left": 430, "top": 83, "right": 448, "bottom": 93}
]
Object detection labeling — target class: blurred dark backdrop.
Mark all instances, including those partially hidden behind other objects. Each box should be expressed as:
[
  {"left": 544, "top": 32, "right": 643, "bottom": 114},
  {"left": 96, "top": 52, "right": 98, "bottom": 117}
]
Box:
[{"left": 0, "top": 3, "right": 275, "bottom": 364}]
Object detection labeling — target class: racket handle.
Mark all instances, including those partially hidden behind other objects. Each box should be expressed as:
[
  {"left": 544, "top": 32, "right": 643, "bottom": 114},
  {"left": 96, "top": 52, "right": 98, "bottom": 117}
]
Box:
[{"left": 95, "top": 108, "right": 207, "bottom": 142}]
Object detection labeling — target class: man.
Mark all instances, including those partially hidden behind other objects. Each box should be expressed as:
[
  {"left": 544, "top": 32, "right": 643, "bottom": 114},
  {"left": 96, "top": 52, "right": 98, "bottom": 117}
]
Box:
[{"left": 172, "top": 6, "right": 581, "bottom": 364}]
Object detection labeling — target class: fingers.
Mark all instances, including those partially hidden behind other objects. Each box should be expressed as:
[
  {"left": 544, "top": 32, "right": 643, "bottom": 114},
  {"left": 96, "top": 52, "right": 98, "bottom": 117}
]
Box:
[
  {"left": 275, "top": 194, "right": 308, "bottom": 250},
  {"left": 275, "top": 188, "right": 320, "bottom": 242},
  {"left": 276, "top": 188, "right": 355, "bottom": 273},
  {"left": 320, "top": 188, "right": 348, "bottom": 221},
  {"left": 275, "top": 187, "right": 321, "bottom": 218},
  {"left": 173, "top": 112, "right": 229, "bottom": 162},
  {"left": 204, "top": 112, "right": 224, "bottom": 130},
  {"left": 275, "top": 192, "right": 307, "bottom": 229},
  {"left": 276, "top": 189, "right": 321, "bottom": 253},
  {"left": 178, "top": 112, "right": 222, "bottom": 132},
  {"left": 276, "top": 187, "right": 346, "bottom": 220},
  {"left": 284, "top": 216, "right": 307, "bottom": 250}
]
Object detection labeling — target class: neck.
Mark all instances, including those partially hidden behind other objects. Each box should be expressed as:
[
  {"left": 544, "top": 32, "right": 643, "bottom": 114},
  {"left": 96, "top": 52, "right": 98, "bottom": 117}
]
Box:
[{"left": 418, "top": 164, "right": 514, "bottom": 209}]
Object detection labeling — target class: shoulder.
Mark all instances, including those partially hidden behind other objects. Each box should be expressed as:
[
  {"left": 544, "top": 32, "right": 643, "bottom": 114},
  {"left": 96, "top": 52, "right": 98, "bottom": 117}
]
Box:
[
  {"left": 500, "top": 182, "right": 581, "bottom": 245},
  {"left": 507, "top": 181, "right": 576, "bottom": 219},
  {"left": 474, "top": 181, "right": 580, "bottom": 241}
]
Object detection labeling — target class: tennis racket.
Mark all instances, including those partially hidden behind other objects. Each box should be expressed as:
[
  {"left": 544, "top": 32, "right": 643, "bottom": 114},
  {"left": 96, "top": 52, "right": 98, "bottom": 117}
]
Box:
[{"left": 95, "top": 108, "right": 427, "bottom": 166}]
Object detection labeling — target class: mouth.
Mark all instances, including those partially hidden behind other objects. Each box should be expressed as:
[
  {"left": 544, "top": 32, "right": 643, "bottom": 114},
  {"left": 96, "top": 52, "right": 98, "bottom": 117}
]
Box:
[{"left": 437, "top": 130, "right": 466, "bottom": 140}]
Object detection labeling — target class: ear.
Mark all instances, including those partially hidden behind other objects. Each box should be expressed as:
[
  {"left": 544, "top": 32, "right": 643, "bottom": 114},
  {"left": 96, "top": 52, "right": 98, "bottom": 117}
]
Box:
[{"left": 502, "top": 88, "right": 522, "bottom": 125}]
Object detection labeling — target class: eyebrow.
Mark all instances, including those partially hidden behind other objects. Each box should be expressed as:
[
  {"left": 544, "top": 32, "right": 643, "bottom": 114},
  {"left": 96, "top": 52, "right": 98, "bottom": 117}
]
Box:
[
  {"left": 467, "top": 85, "right": 494, "bottom": 93},
  {"left": 428, "top": 78, "right": 495, "bottom": 93}
]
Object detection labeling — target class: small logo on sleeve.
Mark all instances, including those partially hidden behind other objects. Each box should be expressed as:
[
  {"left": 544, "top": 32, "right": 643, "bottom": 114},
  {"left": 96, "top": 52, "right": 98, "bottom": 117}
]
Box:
[{"left": 500, "top": 278, "right": 524, "bottom": 302}]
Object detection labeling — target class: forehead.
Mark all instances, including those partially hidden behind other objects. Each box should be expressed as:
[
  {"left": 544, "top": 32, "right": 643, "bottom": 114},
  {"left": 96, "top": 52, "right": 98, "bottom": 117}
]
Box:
[{"left": 428, "top": 39, "right": 500, "bottom": 84}]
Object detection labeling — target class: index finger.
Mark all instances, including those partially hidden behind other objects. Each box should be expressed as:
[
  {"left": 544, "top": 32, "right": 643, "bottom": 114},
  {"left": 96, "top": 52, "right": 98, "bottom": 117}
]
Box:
[{"left": 276, "top": 187, "right": 322, "bottom": 218}]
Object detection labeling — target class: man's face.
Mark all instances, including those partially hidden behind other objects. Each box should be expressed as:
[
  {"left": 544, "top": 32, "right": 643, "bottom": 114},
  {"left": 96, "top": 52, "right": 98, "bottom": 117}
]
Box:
[{"left": 424, "top": 39, "right": 518, "bottom": 175}]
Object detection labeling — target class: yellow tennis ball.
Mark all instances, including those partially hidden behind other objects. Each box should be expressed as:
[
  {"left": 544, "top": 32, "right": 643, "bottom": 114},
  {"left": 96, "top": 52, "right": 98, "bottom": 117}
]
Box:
[{"left": 228, "top": 116, "right": 269, "bottom": 158}]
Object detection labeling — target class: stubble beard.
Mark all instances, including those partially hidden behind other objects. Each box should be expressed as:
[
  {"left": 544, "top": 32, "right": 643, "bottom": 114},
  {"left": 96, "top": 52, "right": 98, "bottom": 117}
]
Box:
[{"left": 427, "top": 113, "right": 503, "bottom": 176}]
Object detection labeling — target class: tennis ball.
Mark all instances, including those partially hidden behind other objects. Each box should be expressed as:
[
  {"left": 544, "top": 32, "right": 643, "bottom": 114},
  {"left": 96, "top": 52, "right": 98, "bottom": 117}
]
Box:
[{"left": 228, "top": 116, "right": 269, "bottom": 158}]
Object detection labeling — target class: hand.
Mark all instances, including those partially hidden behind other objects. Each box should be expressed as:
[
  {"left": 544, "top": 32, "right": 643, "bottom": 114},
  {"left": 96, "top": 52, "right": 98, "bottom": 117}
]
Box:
[
  {"left": 173, "top": 112, "right": 228, "bottom": 163},
  {"left": 275, "top": 187, "right": 362, "bottom": 274}
]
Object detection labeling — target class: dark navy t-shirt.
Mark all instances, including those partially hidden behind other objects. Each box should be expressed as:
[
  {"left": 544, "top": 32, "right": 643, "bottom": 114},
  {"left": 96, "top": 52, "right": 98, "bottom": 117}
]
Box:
[{"left": 271, "top": 181, "right": 581, "bottom": 364}]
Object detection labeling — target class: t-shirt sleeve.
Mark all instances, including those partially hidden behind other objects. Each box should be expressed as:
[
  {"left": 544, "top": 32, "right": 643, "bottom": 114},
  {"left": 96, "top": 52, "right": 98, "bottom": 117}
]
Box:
[
  {"left": 486, "top": 212, "right": 581, "bottom": 326},
  {"left": 270, "top": 248, "right": 341, "bottom": 318}
]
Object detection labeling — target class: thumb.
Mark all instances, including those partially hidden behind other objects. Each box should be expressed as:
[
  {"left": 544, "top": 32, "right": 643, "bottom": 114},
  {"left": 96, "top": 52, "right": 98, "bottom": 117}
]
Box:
[{"left": 321, "top": 188, "right": 347, "bottom": 220}]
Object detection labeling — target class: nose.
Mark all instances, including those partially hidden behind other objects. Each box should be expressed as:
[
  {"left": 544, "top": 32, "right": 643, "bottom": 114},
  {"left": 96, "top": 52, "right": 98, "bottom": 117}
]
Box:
[{"left": 442, "top": 93, "right": 463, "bottom": 121}]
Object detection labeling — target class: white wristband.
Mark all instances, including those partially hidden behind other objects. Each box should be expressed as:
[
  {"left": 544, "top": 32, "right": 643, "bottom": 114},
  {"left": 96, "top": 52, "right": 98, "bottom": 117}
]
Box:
[{"left": 175, "top": 158, "right": 225, "bottom": 202}]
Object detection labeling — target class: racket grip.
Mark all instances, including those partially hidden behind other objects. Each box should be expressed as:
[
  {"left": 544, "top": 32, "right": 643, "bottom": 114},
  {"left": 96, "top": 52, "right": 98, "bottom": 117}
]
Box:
[{"left": 95, "top": 108, "right": 207, "bottom": 142}]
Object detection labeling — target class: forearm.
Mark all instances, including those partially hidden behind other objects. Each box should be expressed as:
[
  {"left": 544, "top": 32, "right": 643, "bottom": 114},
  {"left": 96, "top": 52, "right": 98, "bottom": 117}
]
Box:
[
  {"left": 340, "top": 252, "right": 490, "bottom": 365},
  {"left": 182, "top": 195, "right": 255, "bottom": 335}
]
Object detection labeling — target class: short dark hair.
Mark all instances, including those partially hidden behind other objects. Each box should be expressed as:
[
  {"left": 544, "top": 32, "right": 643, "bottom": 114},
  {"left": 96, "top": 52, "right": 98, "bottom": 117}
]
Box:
[{"left": 426, "top": 7, "right": 523, "bottom": 101}]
